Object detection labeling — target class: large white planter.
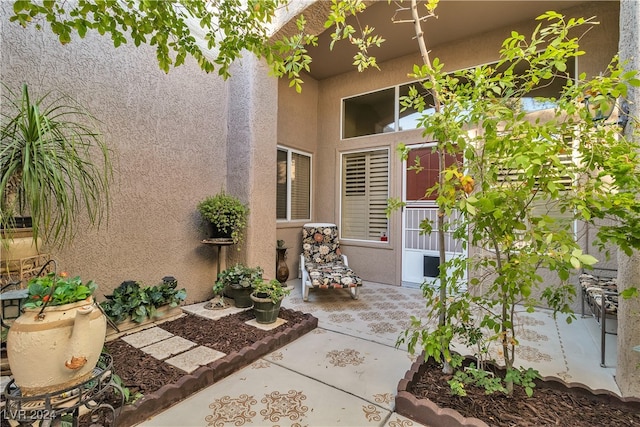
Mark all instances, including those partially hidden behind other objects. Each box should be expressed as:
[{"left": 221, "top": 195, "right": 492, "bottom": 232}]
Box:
[{"left": 7, "top": 297, "right": 107, "bottom": 396}]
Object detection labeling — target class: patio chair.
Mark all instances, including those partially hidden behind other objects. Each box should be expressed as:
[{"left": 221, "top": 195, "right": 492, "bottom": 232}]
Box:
[{"left": 300, "top": 223, "right": 362, "bottom": 302}]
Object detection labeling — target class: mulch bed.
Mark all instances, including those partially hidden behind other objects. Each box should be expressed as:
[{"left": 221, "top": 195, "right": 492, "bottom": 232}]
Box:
[
  {"left": 401, "top": 356, "right": 640, "bottom": 427},
  {"left": 81, "top": 308, "right": 316, "bottom": 426}
]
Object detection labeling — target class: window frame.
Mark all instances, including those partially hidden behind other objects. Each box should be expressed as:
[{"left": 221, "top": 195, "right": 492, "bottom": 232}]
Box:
[
  {"left": 341, "top": 85, "right": 398, "bottom": 140},
  {"left": 277, "top": 146, "right": 312, "bottom": 223}
]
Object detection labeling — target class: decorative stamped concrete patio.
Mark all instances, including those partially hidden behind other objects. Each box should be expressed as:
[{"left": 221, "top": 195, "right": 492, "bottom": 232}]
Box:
[{"left": 135, "top": 279, "right": 618, "bottom": 427}]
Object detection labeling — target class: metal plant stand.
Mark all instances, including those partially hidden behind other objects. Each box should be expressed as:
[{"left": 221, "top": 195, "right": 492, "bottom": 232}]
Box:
[{"left": 3, "top": 353, "right": 123, "bottom": 427}]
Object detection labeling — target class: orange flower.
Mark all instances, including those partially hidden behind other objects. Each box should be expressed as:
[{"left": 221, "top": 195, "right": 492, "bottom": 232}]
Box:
[{"left": 59, "top": 271, "right": 68, "bottom": 278}]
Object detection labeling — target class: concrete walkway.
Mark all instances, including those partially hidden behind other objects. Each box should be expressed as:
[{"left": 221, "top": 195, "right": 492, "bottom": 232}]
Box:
[{"left": 136, "top": 280, "right": 619, "bottom": 427}]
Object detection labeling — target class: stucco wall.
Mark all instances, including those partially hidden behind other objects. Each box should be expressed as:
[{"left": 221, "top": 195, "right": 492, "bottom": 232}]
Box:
[
  {"left": 616, "top": 0, "right": 640, "bottom": 397},
  {"left": 0, "top": 3, "right": 274, "bottom": 304},
  {"left": 226, "top": 56, "right": 279, "bottom": 279},
  {"left": 307, "top": 1, "right": 620, "bottom": 287},
  {"left": 276, "top": 76, "right": 319, "bottom": 279}
]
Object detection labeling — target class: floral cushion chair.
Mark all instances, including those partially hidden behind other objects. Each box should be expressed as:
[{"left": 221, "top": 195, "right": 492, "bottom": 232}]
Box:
[{"left": 300, "top": 223, "right": 362, "bottom": 302}]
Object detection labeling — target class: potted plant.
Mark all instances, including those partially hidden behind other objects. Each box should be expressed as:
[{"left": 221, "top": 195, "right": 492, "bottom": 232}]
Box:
[
  {"left": 250, "top": 278, "right": 291, "bottom": 324},
  {"left": 197, "top": 191, "right": 248, "bottom": 245},
  {"left": 6, "top": 260, "right": 107, "bottom": 396},
  {"left": 215, "top": 264, "right": 263, "bottom": 308},
  {"left": 0, "top": 83, "right": 112, "bottom": 252},
  {"left": 101, "top": 276, "right": 187, "bottom": 326}
]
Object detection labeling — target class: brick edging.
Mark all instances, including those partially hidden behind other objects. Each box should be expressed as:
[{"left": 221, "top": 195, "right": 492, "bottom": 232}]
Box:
[{"left": 116, "top": 309, "right": 318, "bottom": 427}]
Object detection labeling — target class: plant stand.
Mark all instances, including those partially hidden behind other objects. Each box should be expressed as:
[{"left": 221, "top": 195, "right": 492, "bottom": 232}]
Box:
[
  {"left": 201, "top": 238, "right": 234, "bottom": 281},
  {"left": 3, "top": 353, "right": 123, "bottom": 427}
]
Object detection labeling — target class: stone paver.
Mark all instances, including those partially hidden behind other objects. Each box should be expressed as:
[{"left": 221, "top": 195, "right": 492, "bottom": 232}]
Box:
[
  {"left": 244, "top": 317, "right": 287, "bottom": 331},
  {"left": 182, "top": 302, "right": 250, "bottom": 320},
  {"left": 165, "top": 346, "right": 226, "bottom": 373},
  {"left": 141, "top": 336, "right": 197, "bottom": 360},
  {"left": 121, "top": 326, "right": 174, "bottom": 348}
]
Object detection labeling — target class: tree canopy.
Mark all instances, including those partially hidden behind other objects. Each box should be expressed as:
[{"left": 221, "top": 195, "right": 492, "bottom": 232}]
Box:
[{"left": 9, "top": 0, "right": 383, "bottom": 92}]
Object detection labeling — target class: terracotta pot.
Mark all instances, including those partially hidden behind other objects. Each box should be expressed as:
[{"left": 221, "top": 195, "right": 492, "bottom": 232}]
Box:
[
  {"left": 250, "top": 294, "right": 282, "bottom": 324},
  {"left": 7, "top": 297, "right": 106, "bottom": 396}
]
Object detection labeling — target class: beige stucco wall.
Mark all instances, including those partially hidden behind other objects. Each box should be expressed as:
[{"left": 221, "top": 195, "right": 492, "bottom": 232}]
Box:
[
  {"left": 295, "top": 1, "right": 620, "bottom": 287},
  {"left": 276, "top": 77, "right": 319, "bottom": 279},
  {"left": 616, "top": 0, "right": 640, "bottom": 397},
  {"left": 0, "top": 3, "right": 278, "bottom": 303}
]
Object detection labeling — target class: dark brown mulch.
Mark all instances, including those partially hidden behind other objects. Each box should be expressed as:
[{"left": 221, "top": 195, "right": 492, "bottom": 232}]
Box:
[
  {"left": 105, "top": 309, "right": 307, "bottom": 396},
  {"left": 76, "top": 308, "right": 310, "bottom": 426},
  {"left": 408, "top": 357, "right": 640, "bottom": 427}
]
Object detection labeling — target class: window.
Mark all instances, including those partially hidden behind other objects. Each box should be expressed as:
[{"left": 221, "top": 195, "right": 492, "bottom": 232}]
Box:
[
  {"left": 277, "top": 147, "right": 311, "bottom": 221},
  {"left": 341, "top": 149, "right": 389, "bottom": 240},
  {"left": 342, "top": 57, "right": 576, "bottom": 139},
  {"left": 405, "top": 145, "right": 461, "bottom": 203},
  {"left": 343, "top": 88, "right": 395, "bottom": 139}
]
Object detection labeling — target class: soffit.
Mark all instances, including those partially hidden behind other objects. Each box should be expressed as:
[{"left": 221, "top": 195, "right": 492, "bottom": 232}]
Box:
[{"left": 287, "top": 0, "right": 604, "bottom": 80}]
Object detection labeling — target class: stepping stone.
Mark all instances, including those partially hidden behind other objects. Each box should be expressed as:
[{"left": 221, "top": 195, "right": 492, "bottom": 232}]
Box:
[
  {"left": 141, "top": 336, "right": 197, "bottom": 360},
  {"left": 165, "top": 346, "right": 226, "bottom": 373},
  {"left": 121, "top": 327, "right": 174, "bottom": 348},
  {"left": 182, "top": 302, "right": 251, "bottom": 320},
  {"left": 245, "top": 318, "right": 287, "bottom": 331}
]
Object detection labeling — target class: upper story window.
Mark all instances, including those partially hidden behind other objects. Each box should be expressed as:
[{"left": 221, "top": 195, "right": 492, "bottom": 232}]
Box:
[
  {"left": 342, "top": 57, "right": 576, "bottom": 139},
  {"left": 277, "top": 147, "right": 311, "bottom": 221},
  {"left": 342, "top": 88, "right": 395, "bottom": 139}
]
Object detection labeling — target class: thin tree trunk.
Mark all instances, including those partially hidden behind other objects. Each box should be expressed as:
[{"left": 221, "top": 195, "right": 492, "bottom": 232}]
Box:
[{"left": 409, "top": 0, "right": 451, "bottom": 374}]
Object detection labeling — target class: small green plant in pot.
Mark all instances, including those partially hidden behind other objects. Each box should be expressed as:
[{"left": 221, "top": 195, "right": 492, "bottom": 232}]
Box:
[
  {"left": 197, "top": 191, "right": 248, "bottom": 245},
  {"left": 250, "top": 278, "right": 291, "bottom": 324},
  {"left": 22, "top": 271, "right": 97, "bottom": 308},
  {"left": 215, "top": 264, "right": 263, "bottom": 308}
]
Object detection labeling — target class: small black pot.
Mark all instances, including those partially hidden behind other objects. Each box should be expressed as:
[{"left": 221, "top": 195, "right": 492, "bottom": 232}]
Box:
[
  {"left": 1, "top": 216, "right": 32, "bottom": 230},
  {"left": 208, "top": 223, "right": 233, "bottom": 240},
  {"left": 230, "top": 285, "right": 253, "bottom": 308}
]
